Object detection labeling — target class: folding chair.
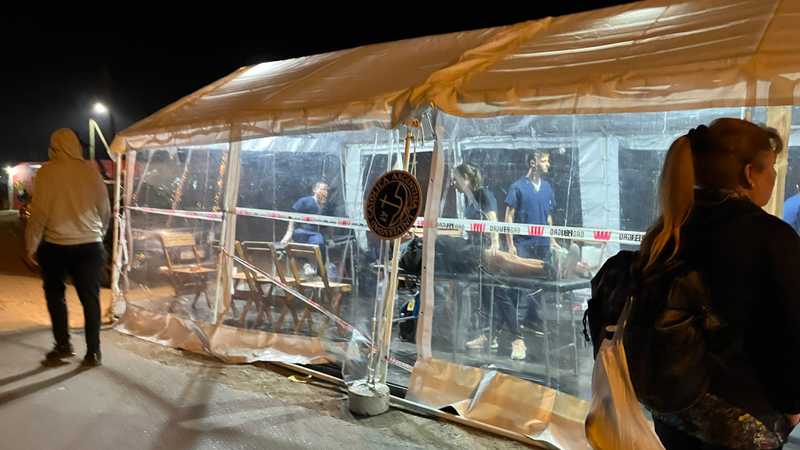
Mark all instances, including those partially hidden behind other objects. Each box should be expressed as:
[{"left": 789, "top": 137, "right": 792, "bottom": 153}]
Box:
[
  {"left": 159, "top": 232, "right": 216, "bottom": 309},
  {"left": 238, "top": 241, "right": 301, "bottom": 332},
  {"left": 285, "top": 243, "right": 351, "bottom": 334}
]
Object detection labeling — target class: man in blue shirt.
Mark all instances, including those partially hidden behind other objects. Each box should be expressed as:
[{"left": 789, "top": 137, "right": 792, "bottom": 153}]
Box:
[
  {"left": 504, "top": 150, "right": 559, "bottom": 334},
  {"left": 281, "top": 181, "right": 329, "bottom": 252},
  {"left": 504, "top": 151, "right": 558, "bottom": 261},
  {"left": 783, "top": 184, "right": 800, "bottom": 233}
]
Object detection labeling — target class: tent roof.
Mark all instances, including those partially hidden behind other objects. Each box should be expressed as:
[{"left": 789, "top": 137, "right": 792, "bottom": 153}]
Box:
[{"left": 113, "top": 0, "right": 800, "bottom": 152}]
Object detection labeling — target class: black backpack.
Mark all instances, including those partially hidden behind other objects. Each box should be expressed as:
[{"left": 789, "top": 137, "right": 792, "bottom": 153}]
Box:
[
  {"left": 584, "top": 250, "right": 638, "bottom": 356},
  {"left": 399, "top": 235, "right": 423, "bottom": 276},
  {"left": 586, "top": 252, "right": 724, "bottom": 413}
]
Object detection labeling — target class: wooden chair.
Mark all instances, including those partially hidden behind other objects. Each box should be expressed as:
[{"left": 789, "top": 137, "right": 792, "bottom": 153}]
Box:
[
  {"left": 236, "top": 241, "right": 300, "bottom": 331},
  {"left": 232, "top": 241, "right": 275, "bottom": 328},
  {"left": 159, "top": 232, "right": 216, "bottom": 309},
  {"left": 285, "top": 243, "right": 352, "bottom": 334}
]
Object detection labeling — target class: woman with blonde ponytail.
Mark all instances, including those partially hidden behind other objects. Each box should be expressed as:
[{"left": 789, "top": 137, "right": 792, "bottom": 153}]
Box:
[
  {"left": 641, "top": 135, "right": 696, "bottom": 272},
  {"left": 635, "top": 119, "right": 800, "bottom": 449}
]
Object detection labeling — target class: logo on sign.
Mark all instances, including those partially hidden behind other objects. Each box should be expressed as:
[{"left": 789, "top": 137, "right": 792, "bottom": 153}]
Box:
[
  {"left": 364, "top": 170, "right": 422, "bottom": 240},
  {"left": 593, "top": 231, "right": 612, "bottom": 241}
]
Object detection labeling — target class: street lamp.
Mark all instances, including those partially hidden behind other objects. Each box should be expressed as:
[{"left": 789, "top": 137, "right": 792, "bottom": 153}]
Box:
[
  {"left": 93, "top": 102, "right": 109, "bottom": 115},
  {"left": 89, "top": 101, "right": 114, "bottom": 162}
]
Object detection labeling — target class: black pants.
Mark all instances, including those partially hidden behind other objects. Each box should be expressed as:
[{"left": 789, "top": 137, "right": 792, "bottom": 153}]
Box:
[
  {"left": 517, "top": 243, "right": 550, "bottom": 325},
  {"left": 476, "top": 284, "right": 522, "bottom": 339},
  {"left": 37, "top": 242, "right": 104, "bottom": 354},
  {"left": 654, "top": 419, "right": 784, "bottom": 450}
]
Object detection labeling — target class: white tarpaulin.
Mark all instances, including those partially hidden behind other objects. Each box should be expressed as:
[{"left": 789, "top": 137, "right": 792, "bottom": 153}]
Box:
[{"left": 112, "top": 0, "right": 800, "bottom": 152}]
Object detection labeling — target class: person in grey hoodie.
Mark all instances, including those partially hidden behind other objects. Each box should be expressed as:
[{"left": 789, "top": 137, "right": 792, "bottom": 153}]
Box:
[{"left": 26, "top": 128, "right": 110, "bottom": 367}]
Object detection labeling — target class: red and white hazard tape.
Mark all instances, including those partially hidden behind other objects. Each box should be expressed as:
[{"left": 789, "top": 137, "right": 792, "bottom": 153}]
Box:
[
  {"left": 128, "top": 206, "right": 645, "bottom": 245},
  {"left": 128, "top": 206, "right": 223, "bottom": 222},
  {"left": 236, "top": 207, "right": 369, "bottom": 231},
  {"left": 237, "top": 207, "right": 644, "bottom": 245}
]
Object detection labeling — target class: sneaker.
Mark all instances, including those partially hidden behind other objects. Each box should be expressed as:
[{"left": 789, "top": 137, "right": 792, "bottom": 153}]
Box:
[
  {"left": 465, "top": 335, "right": 488, "bottom": 350},
  {"left": 81, "top": 352, "right": 102, "bottom": 368},
  {"left": 302, "top": 263, "right": 316, "bottom": 276},
  {"left": 490, "top": 337, "right": 499, "bottom": 351},
  {"left": 510, "top": 339, "right": 527, "bottom": 360},
  {"left": 45, "top": 343, "right": 75, "bottom": 361}
]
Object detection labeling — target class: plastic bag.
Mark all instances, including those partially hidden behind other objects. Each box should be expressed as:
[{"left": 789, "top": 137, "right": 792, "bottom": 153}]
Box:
[{"left": 585, "top": 300, "right": 664, "bottom": 450}]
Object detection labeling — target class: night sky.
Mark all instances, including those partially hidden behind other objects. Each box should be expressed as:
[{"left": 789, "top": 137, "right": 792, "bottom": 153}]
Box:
[{"left": 1, "top": 3, "right": 632, "bottom": 164}]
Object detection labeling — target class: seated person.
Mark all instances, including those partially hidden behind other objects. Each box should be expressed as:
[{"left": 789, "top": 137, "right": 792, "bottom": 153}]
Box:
[
  {"left": 280, "top": 181, "right": 331, "bottom": 277},
  {"left": 281, "top": 179, "right": 328, "bottom": 250}
]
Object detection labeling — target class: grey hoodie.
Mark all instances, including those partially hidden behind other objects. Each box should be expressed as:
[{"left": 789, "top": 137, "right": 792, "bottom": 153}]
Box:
[{"left": 25, "top": 128, "right": 111, "bottom": 254}]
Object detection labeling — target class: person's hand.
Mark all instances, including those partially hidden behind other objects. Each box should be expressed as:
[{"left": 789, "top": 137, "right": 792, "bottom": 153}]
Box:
[
  {"left": 508, "top": 245, "right": 517, "bottom": 256},
  {"left": 24, "top": 252, "right": 39, "bottom": 269},
  {"left": 551, "top": 240, "right": 563, "bottom": 252},
  {"left": 280, "top": 236, "right": 290, "bottom": 245},
  {"left": 487, "top": 244, "right": 499, "bottom": 256}
]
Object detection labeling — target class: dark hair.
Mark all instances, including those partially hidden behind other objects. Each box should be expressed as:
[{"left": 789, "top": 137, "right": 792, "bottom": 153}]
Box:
[
  {"left": 641, "top": 118, "right": 783, "bottom": 271},
  {"left": 455, "top": 163, "right": 483, "bottom": 190},
  {"left": 527, "top": 149, "right": 550, "bottom": 165}
]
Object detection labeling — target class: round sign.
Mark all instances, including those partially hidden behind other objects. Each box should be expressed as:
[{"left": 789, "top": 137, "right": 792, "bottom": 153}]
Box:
[{"left": 364, "top": 170, "right": 422, "bottom": 240}]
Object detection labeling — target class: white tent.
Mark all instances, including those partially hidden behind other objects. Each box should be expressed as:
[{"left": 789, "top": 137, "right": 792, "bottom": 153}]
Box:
[{"left": 110, "top": 1, "right": 800, "bottom": 448}]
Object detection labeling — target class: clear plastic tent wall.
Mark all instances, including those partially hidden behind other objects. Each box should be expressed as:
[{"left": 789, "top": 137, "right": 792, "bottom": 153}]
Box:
[
  {"left": 115, "top": 123, "right": 432, "bottom": 386},
  {"left": 405, "top": 107, "right": 790, "bottom": 448}
]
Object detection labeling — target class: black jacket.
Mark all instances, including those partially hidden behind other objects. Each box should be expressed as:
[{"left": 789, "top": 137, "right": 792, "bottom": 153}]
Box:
[{"left": 680, "top": 189, "right": 800, "bottom": 417}]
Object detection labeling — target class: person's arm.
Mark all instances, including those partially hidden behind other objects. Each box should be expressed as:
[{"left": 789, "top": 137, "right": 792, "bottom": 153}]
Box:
[
  {"left": 25, "top": 173, "right": 47, "bottom": 261},
  {"left": 281, "top": 221, "right": 294, "bottom": 244},
  {"left": 548, "top": 214, "right": 561, "bottom": 250},
  {"left": 485, "top": 211, "right": 500, "bottom": 253},
  {"left": 505, "top": 207, "right": 516, "bottom": 255},
  {"left": 504, "top": 183, "right": 521, "bottom": 255},
  {"left": 547, "top": 186, "right": 560, "bottom": 250},
  {"left": 281, "top": 197, "right": 305, "bottom": 244}
]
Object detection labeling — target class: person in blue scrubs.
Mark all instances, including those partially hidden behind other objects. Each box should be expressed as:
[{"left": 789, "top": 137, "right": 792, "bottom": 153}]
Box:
[
  {"left": 504, "top": 150, "right": 560, "bottom": 332},
  {"left": 504, "top": 150, "right": 559, "bottom": 260},
  {"left": 281, "top": 181, "right": 329, "bottom": 256}
]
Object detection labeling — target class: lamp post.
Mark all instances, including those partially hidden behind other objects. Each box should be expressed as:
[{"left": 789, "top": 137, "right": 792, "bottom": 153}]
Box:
[
  {"left": 90, "top": 101, "right": 123, "bottom": 312},
  {"left": 90, "top": 102, "right": 115, "bottom": 162}
]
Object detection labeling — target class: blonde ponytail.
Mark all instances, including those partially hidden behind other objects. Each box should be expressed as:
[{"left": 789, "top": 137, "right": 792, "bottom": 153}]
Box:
[{"left": 643, "top": 136, "right": 695, "bottom": 271}]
